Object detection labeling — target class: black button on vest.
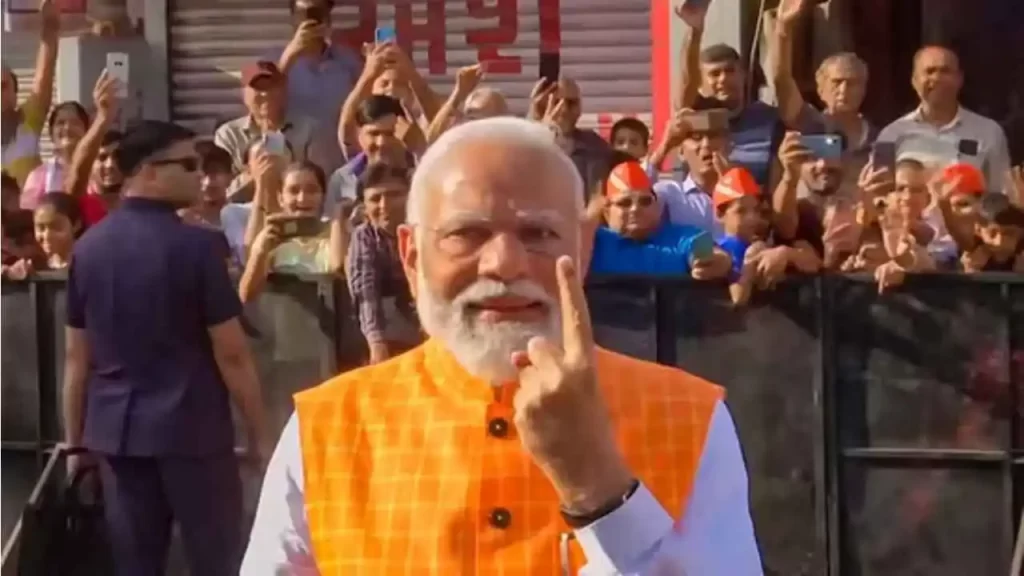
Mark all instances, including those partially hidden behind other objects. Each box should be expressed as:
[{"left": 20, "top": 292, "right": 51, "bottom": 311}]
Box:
[
  {"left": 489, "top": 507, "right": 512, "bottom": 529},
  {"left": 487, "top": 417, "right": 509, "bottom": 438}
]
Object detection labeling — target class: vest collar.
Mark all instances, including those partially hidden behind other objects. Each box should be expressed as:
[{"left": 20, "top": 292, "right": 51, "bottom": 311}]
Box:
[{"left": 422, "top": 338, "right": 519, "bottom": 405}]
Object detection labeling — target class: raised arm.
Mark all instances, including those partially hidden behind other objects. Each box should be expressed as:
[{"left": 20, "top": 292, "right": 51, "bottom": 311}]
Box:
[
  {"left": 66, "top": 73, "right": 118, "bottom": 198},
  {"left": 425, "top": 64, "right": 483, "bottom": 145},
  {"left": 337, "top": 43, "right": 391, "bottom": 156},
  {"left": 673, "top": 1, "right": 709, "bottom": 110},
  {"left": 24, "top": 0, "right": 60, "bottom": 121},
  {"left": 769, "top": 0, "right": 813, "bottom": 128}
]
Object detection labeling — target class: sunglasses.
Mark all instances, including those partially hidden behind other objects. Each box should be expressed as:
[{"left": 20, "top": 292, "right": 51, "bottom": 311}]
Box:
[
  {"left": 150, "top": 157, "right": 199, "bottom": 172},
  {"left": 610, "top": 194, "right": 655, "bottom": 209}
]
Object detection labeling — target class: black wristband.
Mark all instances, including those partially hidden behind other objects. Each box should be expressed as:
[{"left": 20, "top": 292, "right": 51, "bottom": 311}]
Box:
[{"left": 559, "top": 479, "right": 640, "bottom": 529}]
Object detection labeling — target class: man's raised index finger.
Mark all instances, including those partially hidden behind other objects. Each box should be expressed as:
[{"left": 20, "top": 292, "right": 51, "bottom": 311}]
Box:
[{"left": 555, "top": 255, "right": 594, "bottom": 363}]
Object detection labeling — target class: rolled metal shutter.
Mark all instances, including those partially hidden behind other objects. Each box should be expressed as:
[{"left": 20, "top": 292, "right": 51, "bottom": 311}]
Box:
[
  {"left": 168, "top": 0, "right": 654, "bottom": 136},
  {"left": 2, "top": 32, "right": 57, "bottom": 158}
]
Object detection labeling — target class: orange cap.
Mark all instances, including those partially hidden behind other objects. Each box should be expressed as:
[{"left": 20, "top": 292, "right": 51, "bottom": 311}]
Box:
[
  {"left": 605, "top": 161, "right": 653, "bottom": 197},
  {"left": 940, "top": 162, "right": 986, "bottom": 196},
  {"left": 712, "top": 167, "right": 760, "bottom": 209}
]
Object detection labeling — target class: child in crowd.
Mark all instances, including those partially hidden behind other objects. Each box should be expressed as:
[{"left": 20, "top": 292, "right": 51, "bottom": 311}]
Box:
[
  {"left": 712, "top": 167, "right": 767, "bottom": 305},
  {"left": 3, "top": 192, "right": 82, "bottom": 278},
  {"left": 961, "top": 192, "right": 1024, "bottom": 272},
  {"left": 2, "top": 172, "right": 37, "bottom": 270},
  {"left": 608, "top": 117, "right": 662, "bottom": 182}
]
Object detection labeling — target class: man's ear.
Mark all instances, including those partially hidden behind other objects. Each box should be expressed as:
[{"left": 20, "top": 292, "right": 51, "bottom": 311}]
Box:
[{"left": 397, "top": 223, "right": 418, "bottom": 298}]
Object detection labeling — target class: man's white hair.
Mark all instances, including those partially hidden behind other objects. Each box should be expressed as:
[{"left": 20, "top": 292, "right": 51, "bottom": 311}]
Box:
[{"left": 406, "top": 116, "right": 585, "bottom": 228}]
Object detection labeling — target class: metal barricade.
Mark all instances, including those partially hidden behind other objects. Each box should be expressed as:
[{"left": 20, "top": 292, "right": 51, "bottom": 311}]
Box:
[{"left": 1, "top": 273, "right": 1021, "bottom": 575}]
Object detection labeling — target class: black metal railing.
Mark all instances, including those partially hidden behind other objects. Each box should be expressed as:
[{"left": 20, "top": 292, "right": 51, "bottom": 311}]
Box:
[{"left": 2, "top": 272, "right": 1021, "bottom": 576}]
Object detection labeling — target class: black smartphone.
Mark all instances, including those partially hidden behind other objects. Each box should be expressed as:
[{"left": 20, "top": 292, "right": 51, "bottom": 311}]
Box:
[
  {"left": 871, "top": 141, "right": 896, "bottom": 170},
  {"left": 538, "top": 52, "right": 560, "bottom": 86},
  {"left": 271, "top": 215, "right": 322, "bottom": 238},
  {"left": 302, "top": 5, "right": 325, "bottom": 24},
  {"left": 958, "top": 139, "right": 979, "bottom": 157}
]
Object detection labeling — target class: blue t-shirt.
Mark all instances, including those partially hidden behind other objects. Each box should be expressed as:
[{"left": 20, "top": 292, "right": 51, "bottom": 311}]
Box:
[
  {"left": 589, "top": 223, "right": 708, "bottom": 276},
  {"left": 718, "top": 235, "right": 751, "bottom": 281}
]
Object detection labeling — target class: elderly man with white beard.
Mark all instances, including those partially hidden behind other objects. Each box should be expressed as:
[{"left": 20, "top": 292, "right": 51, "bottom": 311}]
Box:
[{"left": 240, "top": 117, "right": 762, "bottom": 575}]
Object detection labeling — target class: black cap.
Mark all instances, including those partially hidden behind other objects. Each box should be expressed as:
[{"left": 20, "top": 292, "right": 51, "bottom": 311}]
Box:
[{"left": 115, "top": 120, "right": 195, "bottom": 176}]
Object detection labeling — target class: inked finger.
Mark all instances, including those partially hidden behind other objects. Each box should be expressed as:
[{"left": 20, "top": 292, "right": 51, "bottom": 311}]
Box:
[{"left": 555, "top": 256, "right": 594, "bottom": 364}]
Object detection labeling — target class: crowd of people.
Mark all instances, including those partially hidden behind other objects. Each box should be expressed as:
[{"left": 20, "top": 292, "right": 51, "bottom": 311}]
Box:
[{"left": 1, "top": 0, "right": 1023, "bottom": 573}]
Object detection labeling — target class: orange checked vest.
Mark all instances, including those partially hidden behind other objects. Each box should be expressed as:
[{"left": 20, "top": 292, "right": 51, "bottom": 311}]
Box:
[{"left": 295, "top": 339, "right": 724, "bottom": 575}]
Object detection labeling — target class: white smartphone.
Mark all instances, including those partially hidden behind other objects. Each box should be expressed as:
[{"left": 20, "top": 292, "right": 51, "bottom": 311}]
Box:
[
  {"left": 263, "top": 131, "right": 287, "bottom": 156},
  {"left": 105, "top": 52, "right": 130, "bottom": 99}
]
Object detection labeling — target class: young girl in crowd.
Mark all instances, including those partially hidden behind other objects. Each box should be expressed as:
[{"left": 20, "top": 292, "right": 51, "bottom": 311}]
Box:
[
  {"left": 238, "top": 155, "right": 349, "bottom": 303},
  {"left": 3, "top": 192, "right": 83, "bottom": 279},
  {"left": 20, "top": 102, "right": 89, "bottom": 207}
]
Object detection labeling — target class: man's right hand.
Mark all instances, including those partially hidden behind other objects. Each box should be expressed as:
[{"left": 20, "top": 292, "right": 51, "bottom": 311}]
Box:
[
  {"left": 527, "top": 79, "right": 557, "bottom": 121},
  {"left": 284, "top": 20, "right": 325, "bottom": 59},
  {"left": 369, "top": 341, "right": 390, "bottom": 364},
  {"left": 454, "top": 63, "right": 485, "bottom": 99},
  {"left": 362, "top": 42, "right": 396, "bottom": 82},
  {"left": 674, "top": 0, "right": 709, "bottom": 31},
  {"left": 662, "top": 108, "right": 694, "bottom": 148},
  {"left": 777, "top": 131, "right": 813, "bottom": 178},
  {"left": 93, "top": 70, "right": 120, "bottom": 121},
  {"left": 776, "top": 0, "right": 811, "bottom": 27}
]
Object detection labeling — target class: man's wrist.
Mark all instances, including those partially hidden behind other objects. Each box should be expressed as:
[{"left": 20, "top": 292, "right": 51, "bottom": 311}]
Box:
[{"left": 557, "top": 457, "right": 635, "bottom": 516}]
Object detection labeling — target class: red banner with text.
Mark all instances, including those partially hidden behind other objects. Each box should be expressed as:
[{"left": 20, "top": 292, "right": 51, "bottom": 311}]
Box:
[{"left": 331, "top": 0, "right": 562, "bottom": 76}]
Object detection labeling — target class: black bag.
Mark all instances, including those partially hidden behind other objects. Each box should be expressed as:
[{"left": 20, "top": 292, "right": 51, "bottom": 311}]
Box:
[{"left": 16, "top": 448, "right": 113, "bottom": 576}]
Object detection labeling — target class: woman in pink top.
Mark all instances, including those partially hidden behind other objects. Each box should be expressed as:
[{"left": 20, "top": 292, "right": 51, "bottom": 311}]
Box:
[{"left": 20, "top": 101, "right": 90, "bottom": 208}]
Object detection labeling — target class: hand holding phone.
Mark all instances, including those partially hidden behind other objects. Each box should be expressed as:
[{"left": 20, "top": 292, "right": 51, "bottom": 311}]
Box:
[
  {"left": 689, "top": 233, "right": 716, "bottom": 263},
  {"left": 538, "top": 52, "right": 560, "bottom": 86},
  {"left": 263, "top": 131, "right": 287, "bottom": 157},
  {"left": 799, "top": 134, "right": 843, "bottom": 161},
  {"left": 375, "top": 25, "right": 397, "bottom": 44},
  {"left": 105, "top": 52, "right": 129, "bottom": 99}
]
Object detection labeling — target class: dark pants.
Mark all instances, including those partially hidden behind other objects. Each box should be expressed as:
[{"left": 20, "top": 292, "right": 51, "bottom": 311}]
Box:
[{"left": 98, "top": 454, "right": 243, "bottom": 576}]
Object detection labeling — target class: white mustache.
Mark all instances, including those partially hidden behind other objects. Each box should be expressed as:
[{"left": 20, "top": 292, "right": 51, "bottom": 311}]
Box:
[{"left": 452, "top": 278, "right": 554, "bottom": 310}]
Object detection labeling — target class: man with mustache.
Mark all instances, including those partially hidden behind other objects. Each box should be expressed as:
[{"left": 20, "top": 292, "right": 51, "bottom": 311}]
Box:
[
  {"left": 241, "top": 117, "right": 761, "bottom": 574},
  {"left": 877, "top": 46, "right": 1010, "bottom": 193}
]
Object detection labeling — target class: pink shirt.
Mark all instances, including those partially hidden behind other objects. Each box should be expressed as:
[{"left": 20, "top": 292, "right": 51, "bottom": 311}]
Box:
[{"left": 20, "top": 159, "right": 101, "bottom": 210}]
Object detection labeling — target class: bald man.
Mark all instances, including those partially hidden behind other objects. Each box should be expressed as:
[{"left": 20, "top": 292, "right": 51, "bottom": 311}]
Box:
[
  {"left": 529, "top": 77, "right": 613, "bottom": 198},
  {"left": 240, "top": 117, "right": 761, "bottom": 575},
  {"left": 463, "top": 87, "right": 509, "bottom": 120},
  {"left": 877, "top": 46, "right": 1010, "bottom": 194}
]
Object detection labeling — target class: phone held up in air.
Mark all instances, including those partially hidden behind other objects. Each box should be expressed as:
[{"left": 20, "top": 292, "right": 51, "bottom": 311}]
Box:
[
  {"left": 375, "top": 25, "right": 397, "bottom": 44},
  {"left": 799, "top": 134, "right": 844, "bottom": 161},
  {"left": 681, "top": 109, "right": 729, "bottom": 133},
  {"left": 538, "top": 52, "right": 560, "bottom": 86},
  {"left": 689, "top": 233, "right": 716, "bottom": 263},
  {"left": 871, "top": 141, "right": 896, "bottom": 170},
  {"left": 263, "top": 131, "right": 287, "bottom": 157},
  {"left": 269, "top": 213, "right": 321, "bottom": 239},
  {"left": 105, "top": 52, "right": 130, "bottom": 99},
  {"left": 302, "top": 4, "right": 325, "bottom": 24}
]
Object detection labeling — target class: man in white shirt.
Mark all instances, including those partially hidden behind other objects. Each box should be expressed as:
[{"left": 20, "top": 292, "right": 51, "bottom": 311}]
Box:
[
  {"left": 240, "top": 117, "right": 762, "bottom": 575},
  {"left": 877, "top": 46, "right": 1011, "bottom": 192}
]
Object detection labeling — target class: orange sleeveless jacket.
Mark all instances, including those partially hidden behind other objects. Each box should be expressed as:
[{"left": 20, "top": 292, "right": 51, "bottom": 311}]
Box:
[{"left": 295, "top": 339, "right": 723, "bottom": 575}]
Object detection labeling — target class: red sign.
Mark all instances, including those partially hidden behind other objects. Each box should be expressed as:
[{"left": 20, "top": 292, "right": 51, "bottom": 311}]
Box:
[{"left": 332, "top": 0, "right": 562, "bottom": 76}]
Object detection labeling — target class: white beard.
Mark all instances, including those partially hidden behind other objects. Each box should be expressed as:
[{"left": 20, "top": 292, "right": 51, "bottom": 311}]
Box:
[{"left": 415, "top": 261, "right": 561, "bottom": 385}]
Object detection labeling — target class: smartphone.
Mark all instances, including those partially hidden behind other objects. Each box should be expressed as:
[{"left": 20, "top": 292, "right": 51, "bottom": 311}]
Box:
[
  {"left": 302, "top": 5, "right": 326, "bottom": 24},
  {"left": 682, "top": 109, "right": 729, "bottom": 132},
  {"left": 43, "top": 161, "right": 61, "bottom": 193},
  {"left": 375, "top": 25, "right": 397, "bottom": 44},
  {"left": 689, "top": 233, "right": 716, "bottom": 263},
  {"left": 800, "top": 134, "right": 844, "bottom": 160},
  {"left": 263, "top": 131, "right": 287, "bottom": 156},
  {"left": 105, "top": 52, "right": 130, "bottom": 99},
  {"left": 871, "top": 141, "right": 896, "bottom": 170},
  {"left": 958, "top": 138, "right": 980, "bottom": 157},
  {"left": 538, "top": 52, "right": 560, "bottom": 86},
  {"left": 271, "top": 214, "right": 321, "bottom": 238}
]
